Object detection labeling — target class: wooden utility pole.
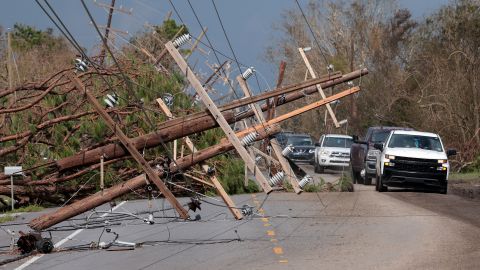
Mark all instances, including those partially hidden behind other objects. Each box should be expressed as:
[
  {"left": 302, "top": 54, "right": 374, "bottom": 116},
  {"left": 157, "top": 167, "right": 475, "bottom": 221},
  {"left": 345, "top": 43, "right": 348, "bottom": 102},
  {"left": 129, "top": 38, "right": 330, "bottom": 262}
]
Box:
[
  {"left": 185, "top": 27, "right": 207, "bottom": 60},
  {"left": 166, "top": 41, "right": 273, "bottom": 194},
  {"left": 54, "top": 69, "right": 368, "bottom": 172},
  {"left": 156, "top": 98, "right": 243, "bottom": 220},
  {"left": 298, "top": 47, "right": 340, "bottom": 128},
  {"left": 99, "top": 0, "right": 116, "bottom": 66},
  {"left": 66, "top": 72, "right": 189, "bottom": 219},
  {"left": 236, "top": 74, "right": 302, "bottom": 194}
]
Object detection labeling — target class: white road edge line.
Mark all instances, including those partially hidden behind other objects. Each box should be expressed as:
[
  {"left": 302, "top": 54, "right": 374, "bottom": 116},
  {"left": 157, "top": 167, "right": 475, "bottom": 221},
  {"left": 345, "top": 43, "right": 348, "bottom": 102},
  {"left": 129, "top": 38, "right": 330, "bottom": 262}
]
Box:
[{"left": 14, "top": 201, "right": 127, "bottom": 270}]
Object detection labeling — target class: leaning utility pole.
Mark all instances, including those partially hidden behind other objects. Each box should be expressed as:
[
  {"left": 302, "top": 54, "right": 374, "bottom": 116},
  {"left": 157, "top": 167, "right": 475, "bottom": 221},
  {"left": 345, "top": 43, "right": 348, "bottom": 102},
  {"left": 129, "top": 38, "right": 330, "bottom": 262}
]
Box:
[
  {"left": 298, "top": 47, "right": 340, "bottom": 128},
  {"left": 99, "top": 0, "right": 116, "bottom": 66},
  {"left": 66, "top": 72, "right": 189, "bottom": 219},
  {"left": 166, "top": 41, "right": 274, "bottom": 194},
  {"left": 156, "top": 98, "right": 243, "bottom": 220},
  {"left": 236, "top": 72, "right": 302, "bottom": 194}
]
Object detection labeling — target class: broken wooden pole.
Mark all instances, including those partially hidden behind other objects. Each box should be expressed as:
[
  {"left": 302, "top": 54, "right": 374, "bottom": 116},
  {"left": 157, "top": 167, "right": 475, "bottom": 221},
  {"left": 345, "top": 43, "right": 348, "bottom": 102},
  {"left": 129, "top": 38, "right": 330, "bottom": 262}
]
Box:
[
  {"left": 66, "top": 72, "right": 189, "bottom": 220},
  {"left": 29, "top": 124, "right": 280, "bottom": 231},
  {"left": 156, "top": 98, "right": 243, "bottom": 220},
  {"left": 53, "top": 69, "right": 367, "bottom": 171},
  {"left": 166, "top": 41, "right": 273, "bottom": 194},
  {"left": 236, "top": 73, "right": 302, "bottom": 194},
  {"left": 298, "top": 47, "right": 340, "bottom": 128}
]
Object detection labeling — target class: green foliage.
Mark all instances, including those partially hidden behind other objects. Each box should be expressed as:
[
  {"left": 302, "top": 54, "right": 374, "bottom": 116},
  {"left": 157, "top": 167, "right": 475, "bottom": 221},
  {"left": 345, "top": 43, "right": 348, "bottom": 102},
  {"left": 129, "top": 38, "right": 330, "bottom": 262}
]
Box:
[
  {"left": 302, "top": 183, "right": 322, "bottom": 192},
  {"left": 155, "top": 19, "right": 188, "bottom": 40},
  {"left": 11, "top": 23, "right": 66, "bottom": 50},
  {"left": 7, "top": 204, "right": 44, "bottom": 213},
  {"left": 0, "top": 215, "right": 14, "bottom": 224},
  {"left": 217, "top": 156, "right": 260, "bottom": 194}
]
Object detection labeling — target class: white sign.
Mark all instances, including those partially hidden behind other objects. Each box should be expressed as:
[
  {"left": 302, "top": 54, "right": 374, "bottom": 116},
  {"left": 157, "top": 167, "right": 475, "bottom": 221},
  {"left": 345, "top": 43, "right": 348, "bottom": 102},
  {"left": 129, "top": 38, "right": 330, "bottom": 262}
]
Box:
[{"left": 4, "top": 166, "right": 23, "bottom": 176}]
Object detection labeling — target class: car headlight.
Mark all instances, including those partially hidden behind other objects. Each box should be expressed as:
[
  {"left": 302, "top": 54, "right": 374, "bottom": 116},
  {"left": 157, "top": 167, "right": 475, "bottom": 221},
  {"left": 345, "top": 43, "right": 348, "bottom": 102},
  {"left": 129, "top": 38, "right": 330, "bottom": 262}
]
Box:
[
  {"left": 385, "top": 154, "right": 395, "bottom": 160},
  {"left": 367, "top": 149, "right": 380, "bottom": 160},
  {"left": 320, "top": 150, "right": 330, "bottom": 156}
]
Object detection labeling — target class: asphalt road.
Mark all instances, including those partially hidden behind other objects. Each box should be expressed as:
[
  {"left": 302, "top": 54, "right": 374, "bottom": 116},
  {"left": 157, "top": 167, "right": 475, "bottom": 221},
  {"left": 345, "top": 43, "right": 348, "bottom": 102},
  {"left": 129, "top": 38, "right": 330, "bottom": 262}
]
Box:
[{"left": 2, "top": 174, "right": 480, "bottom": 269}]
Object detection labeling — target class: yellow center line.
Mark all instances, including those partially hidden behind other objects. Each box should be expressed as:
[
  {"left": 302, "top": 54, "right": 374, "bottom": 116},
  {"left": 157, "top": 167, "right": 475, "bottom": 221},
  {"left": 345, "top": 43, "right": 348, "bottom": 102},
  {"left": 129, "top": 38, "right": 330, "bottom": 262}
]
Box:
[
  {"left": 273, "top": 247, "right": 284, "bottom": 255},
  {"left": 267, "top": 230, "right": 275, "bottom": 236}
]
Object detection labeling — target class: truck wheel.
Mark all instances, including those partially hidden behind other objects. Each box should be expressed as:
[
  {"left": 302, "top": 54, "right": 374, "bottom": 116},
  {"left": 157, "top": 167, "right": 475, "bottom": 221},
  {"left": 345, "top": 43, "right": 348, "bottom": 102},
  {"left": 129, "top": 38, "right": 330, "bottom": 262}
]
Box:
[
  {"left": 314, "top": 163, "right": 324, "bottom": 173},
  {"left": 439, "top": 184, "right": 447, "bottom": 194},
  {"left": 364, "top": 177, "right": 372, "bottom": 185},
  {"left": 378, "top": 175, "right": 387, "bottom": 192}
]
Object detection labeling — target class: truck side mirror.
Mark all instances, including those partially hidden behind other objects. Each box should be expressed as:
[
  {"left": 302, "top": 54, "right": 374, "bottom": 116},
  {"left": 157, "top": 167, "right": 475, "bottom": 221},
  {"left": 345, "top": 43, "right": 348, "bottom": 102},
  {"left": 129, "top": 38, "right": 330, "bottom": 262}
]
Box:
[
  {"left": 314, "top": 142, "right": 321, "bottom": 147},
  {"left": 447, "top": 149, "right": 457, "bottom": 157},
  {"left": 373, "top": 143, "right": 384, "bottom": 151},
  {"left": 352, "top": 135, "right": 359, "bottom": 142}
]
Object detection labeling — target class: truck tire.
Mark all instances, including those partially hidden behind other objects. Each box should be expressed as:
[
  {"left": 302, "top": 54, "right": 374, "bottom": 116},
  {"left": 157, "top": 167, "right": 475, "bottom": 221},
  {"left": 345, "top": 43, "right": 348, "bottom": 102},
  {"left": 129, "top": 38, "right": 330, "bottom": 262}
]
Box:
[
  {"left": 364, "top": 177, "right": 372, "bottom": 185},
  {"left": 377, "top": 175, "right": 387, "bottom": 192},
  {"left": 439, "top": 184, "right": 448, "bottom": 194},
  {"left": 314, "top": 162, "right": 324, "bottom": 173}
]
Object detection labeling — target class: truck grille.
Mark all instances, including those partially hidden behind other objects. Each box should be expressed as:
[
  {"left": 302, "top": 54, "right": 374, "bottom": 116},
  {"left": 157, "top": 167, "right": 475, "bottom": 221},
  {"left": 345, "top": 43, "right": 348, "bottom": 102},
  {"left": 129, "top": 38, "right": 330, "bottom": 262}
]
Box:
[
  {"left": 330, "top": 152, "right": 349, "bottom": 158},
  {"left": 393, "top": 156, "right": 439, "bottom": 173}
]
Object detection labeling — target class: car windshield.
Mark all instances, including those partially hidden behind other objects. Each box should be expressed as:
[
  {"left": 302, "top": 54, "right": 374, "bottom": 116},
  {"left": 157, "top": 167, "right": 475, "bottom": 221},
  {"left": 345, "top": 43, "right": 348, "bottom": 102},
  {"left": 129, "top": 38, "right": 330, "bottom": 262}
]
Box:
[
  {"left": 388, "top": 134, "right": 443, "bottom": 152},
  {"left": 323, "top": 137, "right": 353, "bottom": 148},
  {"left": 287, "top": 136, "right": 313, "bottom": 146},
  {"left": 371, "top": 130, "right": 391, "bottom": 143}
]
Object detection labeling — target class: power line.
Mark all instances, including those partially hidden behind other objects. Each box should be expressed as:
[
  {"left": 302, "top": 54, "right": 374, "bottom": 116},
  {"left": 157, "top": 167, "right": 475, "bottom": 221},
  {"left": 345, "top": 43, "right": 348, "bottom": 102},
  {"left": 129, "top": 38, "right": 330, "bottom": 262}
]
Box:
[{"left": 294, "top": 0, "right": 329, "bottom": 65}]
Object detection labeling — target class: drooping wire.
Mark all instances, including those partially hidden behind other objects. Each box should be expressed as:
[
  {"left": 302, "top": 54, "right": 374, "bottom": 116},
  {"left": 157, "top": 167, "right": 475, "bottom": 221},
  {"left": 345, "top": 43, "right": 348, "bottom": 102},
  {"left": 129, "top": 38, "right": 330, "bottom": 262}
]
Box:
[{"left": 294, "top": 0, "right": 329, "bottom": 65}]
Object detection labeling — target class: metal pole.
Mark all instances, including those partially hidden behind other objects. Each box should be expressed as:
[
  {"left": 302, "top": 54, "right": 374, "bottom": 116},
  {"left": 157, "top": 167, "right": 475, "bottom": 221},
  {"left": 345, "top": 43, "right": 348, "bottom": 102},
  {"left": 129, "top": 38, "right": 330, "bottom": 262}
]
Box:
[{"left": 10, "top": 175, "right": 14, "bottom": 211}]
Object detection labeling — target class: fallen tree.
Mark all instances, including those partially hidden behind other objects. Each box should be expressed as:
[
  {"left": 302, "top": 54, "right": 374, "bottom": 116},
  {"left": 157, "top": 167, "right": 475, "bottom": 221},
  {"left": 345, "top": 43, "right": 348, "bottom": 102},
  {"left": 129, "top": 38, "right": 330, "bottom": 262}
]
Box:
[{"left": 53, "top": 68, "right": 368, "bottom": 172}]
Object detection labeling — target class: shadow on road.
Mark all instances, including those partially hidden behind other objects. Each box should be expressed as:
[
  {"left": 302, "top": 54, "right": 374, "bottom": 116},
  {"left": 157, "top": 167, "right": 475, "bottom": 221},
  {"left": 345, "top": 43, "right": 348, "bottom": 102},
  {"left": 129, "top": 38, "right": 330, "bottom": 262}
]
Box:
[{"left": 383, "top": 188, "right": 480, "bottom": 228}]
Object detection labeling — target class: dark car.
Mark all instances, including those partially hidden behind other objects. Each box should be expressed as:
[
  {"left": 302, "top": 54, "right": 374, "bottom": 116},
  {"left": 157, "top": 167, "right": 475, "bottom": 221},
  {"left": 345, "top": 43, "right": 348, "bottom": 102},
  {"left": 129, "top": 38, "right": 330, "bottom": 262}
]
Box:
[{"left": 277, "top": 133, "right": 315, "bottom": 163}]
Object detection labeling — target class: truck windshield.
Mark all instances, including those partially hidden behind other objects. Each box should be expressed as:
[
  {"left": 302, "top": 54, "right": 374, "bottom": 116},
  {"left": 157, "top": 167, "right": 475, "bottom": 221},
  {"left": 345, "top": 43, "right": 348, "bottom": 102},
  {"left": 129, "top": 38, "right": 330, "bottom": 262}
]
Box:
[
  {"left": 323, "top": 137, "right": 353, "bottom": 148},
  {"left": 371, "top": 131, "right": 391, "bottom": 143},
  {"left": 388, "top": 134, "right": 443, "bottom": 152},
  {"left": 287, "top": 136, "right": 313, "bottom": 146}
]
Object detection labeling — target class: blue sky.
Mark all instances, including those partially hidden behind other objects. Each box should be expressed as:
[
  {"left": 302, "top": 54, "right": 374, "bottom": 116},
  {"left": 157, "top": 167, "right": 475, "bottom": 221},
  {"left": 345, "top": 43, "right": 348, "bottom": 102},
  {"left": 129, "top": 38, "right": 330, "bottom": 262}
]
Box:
[{"left": 1, "top": 0, "right": 450, "bottom": 89}]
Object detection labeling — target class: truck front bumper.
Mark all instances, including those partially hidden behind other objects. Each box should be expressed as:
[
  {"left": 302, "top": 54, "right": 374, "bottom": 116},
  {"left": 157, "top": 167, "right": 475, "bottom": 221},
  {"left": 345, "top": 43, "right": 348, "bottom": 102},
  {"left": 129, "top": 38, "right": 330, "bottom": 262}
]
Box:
[{"left": 382, "top": 167, "right": 447, "bottom": 189}]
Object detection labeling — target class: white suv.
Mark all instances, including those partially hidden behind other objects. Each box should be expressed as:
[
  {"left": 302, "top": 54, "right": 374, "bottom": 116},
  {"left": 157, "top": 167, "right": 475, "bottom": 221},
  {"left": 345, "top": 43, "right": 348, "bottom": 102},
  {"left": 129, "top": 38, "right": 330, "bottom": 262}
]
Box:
[
  {"left": 375, "top": 130, "right": 456, "bottom": 194},
  {"left": 314, "top": 134, "right": 353, "bottom": 173}
]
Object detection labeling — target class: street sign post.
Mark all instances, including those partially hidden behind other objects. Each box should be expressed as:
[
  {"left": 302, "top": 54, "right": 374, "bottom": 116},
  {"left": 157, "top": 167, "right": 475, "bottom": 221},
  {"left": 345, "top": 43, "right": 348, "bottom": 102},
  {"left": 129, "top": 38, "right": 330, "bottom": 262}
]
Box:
[{"left": 4, "top": 166, "right": 23, "bottom": 211}]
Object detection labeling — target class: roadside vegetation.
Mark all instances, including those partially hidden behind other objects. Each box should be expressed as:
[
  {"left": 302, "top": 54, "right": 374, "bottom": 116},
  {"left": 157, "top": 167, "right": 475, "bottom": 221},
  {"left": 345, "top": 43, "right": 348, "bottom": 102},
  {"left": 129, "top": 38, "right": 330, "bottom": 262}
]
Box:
[{"left": 266, "top": 0, "right": 480, "bottom": 175}]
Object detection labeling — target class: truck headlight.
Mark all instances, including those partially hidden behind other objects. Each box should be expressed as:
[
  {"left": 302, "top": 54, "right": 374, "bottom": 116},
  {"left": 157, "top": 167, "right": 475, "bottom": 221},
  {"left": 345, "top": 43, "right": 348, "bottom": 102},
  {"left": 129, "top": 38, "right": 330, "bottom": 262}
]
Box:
[
  {"left": 438, "top": 159, "right": 447, "bottom": 164},
  {"left": 320, "top": 150, "right": 330, "bottom": 156},
  {"left": 367, "top": 150, "right": 380, "bottom": 160},
  {"left": 385, "top": 154, "right": 395, "bottom": 160}
]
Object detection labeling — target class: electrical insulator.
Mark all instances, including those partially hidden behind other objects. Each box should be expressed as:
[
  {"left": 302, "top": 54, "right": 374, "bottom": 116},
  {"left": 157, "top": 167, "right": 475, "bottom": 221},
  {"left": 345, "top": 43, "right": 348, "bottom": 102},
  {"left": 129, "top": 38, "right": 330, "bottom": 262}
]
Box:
[
  {"left": 75, "top": 58, "right": 88, "bottom": 72},
  {"left": 347, "top": 81, "right": 354, "bottom": 87},
  {"left": 104, "top": 93, "right": 119, "bottom": 108},
  {"left": 144, "top": 213, "right": 154, "bottom": 225},
  {"left": 327, "top": 64, "right": 334, "bottom": 73},
  {"left": 282, "top": 144, "right": 294, "bottom": 157},
  {"left": 298, "top": 175, "right": 312, "bottom": 188},
  {"left": 269, "top": 171, "right": 285, "bottom": 186},
  {"left": 241, "top": 205, "right": 253, "bottom": 216},
  {"left": 255, "top": 156, "right": 262, "bottom": 164},
  {"left": 241, "top": 67, "right": 255, "bottom": 80},
  {"left": 172, "top": 33, "right": 191, "bottom": 48},
  {"left": 163, "top": 93, "right": 174, "bottom": 107},
  {"left": 241, "top": 132, "right": 258, "bottom": 146}
]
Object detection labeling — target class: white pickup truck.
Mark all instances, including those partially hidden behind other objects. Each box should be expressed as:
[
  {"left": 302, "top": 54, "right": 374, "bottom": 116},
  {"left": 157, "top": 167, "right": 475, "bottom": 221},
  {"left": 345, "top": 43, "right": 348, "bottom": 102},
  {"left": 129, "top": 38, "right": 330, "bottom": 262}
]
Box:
[
  {"left": 314, "top": 134, "right": 353, "bottom": 173},
  {"left": 374, "top": 130, "right": 456, "bottom": 194}
]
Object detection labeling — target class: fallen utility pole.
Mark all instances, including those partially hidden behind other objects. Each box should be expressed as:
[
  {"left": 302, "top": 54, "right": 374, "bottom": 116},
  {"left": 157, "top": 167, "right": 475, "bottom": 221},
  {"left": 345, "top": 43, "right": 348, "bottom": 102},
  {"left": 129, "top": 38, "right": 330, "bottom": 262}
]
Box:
[
  {"left": 54, "top": 68, "right": 367, "bottom": 171},
  {"left": 66, "top": 72, "right": 189, "bottom": 220},
  {"left": 156, "top": 98, "right": 243, "bottom": 219},
  {"left": 236, "top": 73, "right": 302, "bottom": 194},
  {"left": 298, "top": 47, "right": 340, "bottom": 128},
  {"left": 30, "top": 123, "right": 280, "bottom": 231},
  {"left": 166, "top": 41, "right": 273, "bottom": 194},
  {"left": 30, "top": 86, "right": 359, "bottom": 230}
]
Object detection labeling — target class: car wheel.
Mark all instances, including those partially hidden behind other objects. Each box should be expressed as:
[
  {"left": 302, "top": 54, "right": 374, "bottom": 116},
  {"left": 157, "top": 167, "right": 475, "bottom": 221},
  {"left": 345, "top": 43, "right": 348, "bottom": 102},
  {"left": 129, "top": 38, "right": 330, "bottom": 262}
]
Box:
[
  {"left": 439, "top": 184, "right": 447, "bottom": 194},
  {"left": 378, "top": 175, "right": 387, "bottom": 192},
  {"left": 364, "top": 177, "right": 372, "bottom": 185}
]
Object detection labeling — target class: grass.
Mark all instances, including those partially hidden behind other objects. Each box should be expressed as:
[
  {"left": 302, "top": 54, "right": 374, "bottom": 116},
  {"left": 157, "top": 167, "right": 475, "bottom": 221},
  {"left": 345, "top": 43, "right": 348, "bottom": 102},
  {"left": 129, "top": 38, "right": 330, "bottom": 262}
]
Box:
[
  {"left": 0, "top": 215, "right": 15, "bottom": 224},
  {"left": 450, "top": 172, "right": 480, "bottom": 182},
  {"left": 2, "top": 204, "right": 44, "bottom": 215}
]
